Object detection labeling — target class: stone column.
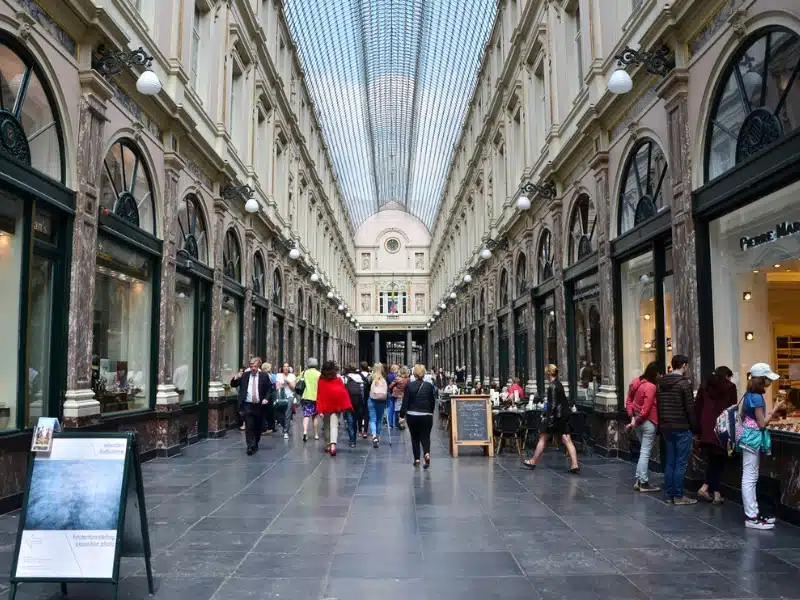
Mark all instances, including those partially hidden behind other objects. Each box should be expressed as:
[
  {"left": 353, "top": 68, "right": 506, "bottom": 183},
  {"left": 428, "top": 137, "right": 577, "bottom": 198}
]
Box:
[
  {"left": 466, "top": 326, "right": 473, "bottom": 384},
  {"left": 242, "top": 228, "right": 256, "bottom": 361},
  {"left": 63, "top": 71, "right": 114, "bottom": 427},
  {"left": 154, "top": 149, "right": 184, "bottom": 456},
  {"left": 550, "top": 197, "right": 569, "bottom": 396},
  {"left": 207, "top": 199, "right": 229, "bottom": 436},
  {"left": 406, "top": 330, "right": 413, "bottom": 366},
  {"left": 659, "top": 69, "right": 700, "bottom": 381},
  {"left": 491, "top": 315, "right": 500, "bottom": 386},
  {"left": 373, "top": 330, "right": 380, "bottom": 365}
]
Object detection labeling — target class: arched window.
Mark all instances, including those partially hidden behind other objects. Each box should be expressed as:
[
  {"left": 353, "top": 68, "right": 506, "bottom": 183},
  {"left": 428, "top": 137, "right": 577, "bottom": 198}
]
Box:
[
  {"left": 297, "top": 288, "right": 304, "bottom": 319},
  {"left": 569, "top": 195, "right": 597, "bottom": 263},
  {"left": 222, "top": 229, "right": 241, "bottom": 281},
  {"left": 176, "top": 195, "right": 208, "bottom": 264},
  {"left": 252, "top": 252, "right": 266, "bottom": 296},
  {"left": 272, "top": 269, "right": 283, "bottom": 307},
  {"left": 499, "top": 269, "right": 509, "bottom": 308},
  {"left": 706, "top": 27, "right": 800, "bottom": 181},
  {"left": 0, "top": 39, "right": 65, "bottom": 182},
  {"left": 618, "top": 139, "right": 668, "bottom": 235},
  {"left": 516, "top": 253, "right": 527, "bottom": 296},
  {"left": 537, "top": 229, "right": 553, "bottom": 283},
  {"left": 101, "top": 140, "right": 156, "bottom": 235}
]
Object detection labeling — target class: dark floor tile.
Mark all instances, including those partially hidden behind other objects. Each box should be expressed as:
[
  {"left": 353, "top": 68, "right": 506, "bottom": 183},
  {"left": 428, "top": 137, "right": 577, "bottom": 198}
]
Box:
[
  {"left": 420, "top": 531, "right": 509, "bottom": 553},
  {"left": 233, "top": 552, "right": 333, "bottom": 579},
  {"left": 192, "top": 516, "right": 274, "bottom": 533},
  {"left": 628, "top": 572, "right": 753, "bottom": 599},
  {"left": 608, "top": 547, "right": 713, "bottom": 574},
  {"left": 513, "top": 549, "right": 618, "bottom": 576},
  {"left": 279, "top": 504, "right": 351, "bottom": 518},
  {"left": 420, "top": 576, "right": 540, "bottom": 600},
  {"left": 325, "top": 577, "right": 424, "bottom": 600},
  {"left": 337, "top": 533, "right": 423, "bottom": 554},
  {"left": 212, "top": 577, "right": 324, "bottom": 599},
  {"left": 528, "top": 574, "right": 649, "bottom": 600},
  {"left": 253, "top": 533, "right": 339, "bottom": 554},
  {"left": 167, "top": 530, "right": 261, "bottom": 552},
  {"left": 661, "top": 532, "right": 747, "bottom": 550},
  {"left": 330, "top": 552, "right": 424, "bottom": 578},
  {"left": 10, "top": 576, "right": 223, "bottom": 600},
  {"left": 148, "top": 550, "right": 247, "bottom": 578},
  {"left": 700, "top": 548, "right": 798, "bottom": 573},
  {"left": 423, "top": 551, "right": 523, "bottom": 578}
]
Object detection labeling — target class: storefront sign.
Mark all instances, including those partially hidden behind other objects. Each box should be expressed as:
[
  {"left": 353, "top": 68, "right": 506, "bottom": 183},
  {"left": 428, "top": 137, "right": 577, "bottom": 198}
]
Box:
[{"left": 740, "top": 221, "right": 800, "bottom": 251}]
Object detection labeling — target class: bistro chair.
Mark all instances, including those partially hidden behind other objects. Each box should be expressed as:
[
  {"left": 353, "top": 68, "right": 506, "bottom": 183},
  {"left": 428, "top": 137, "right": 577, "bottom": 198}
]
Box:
[
  {"left": 439, "top": 396, "right": 452, "bottom": 430},
  {"left": 521, "top": 410, "right": 541, "bottom": 454},
  {"left": 569, "top": 411, "right": 593, "bottom": 457},
  {"left": 494, "top": 411, "right": 524, "bottom": 455}
]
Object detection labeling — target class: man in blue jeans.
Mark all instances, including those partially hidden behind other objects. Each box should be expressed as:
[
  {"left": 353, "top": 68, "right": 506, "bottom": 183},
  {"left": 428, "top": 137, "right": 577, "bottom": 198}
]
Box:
[{"left": 656, "top": 354, "right": 698, "bottom": 505}]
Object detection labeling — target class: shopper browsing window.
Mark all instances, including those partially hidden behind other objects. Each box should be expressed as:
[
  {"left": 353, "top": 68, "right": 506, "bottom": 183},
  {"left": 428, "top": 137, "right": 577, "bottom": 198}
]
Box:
[
  {"left": 625, "top": 361, "right": 660, "bottom": 493},
  {"left": 739, "top": 363, "right": 784, "bottom": 529},
  {"left": 695, "top": 366, "right": 737, "bottom": 504},
  {"left": 656, "top": 354, "right": 698, "bottom": 505}
]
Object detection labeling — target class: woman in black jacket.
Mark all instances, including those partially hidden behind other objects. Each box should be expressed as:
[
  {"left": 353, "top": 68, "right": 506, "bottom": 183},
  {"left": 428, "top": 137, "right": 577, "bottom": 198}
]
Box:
[
  {"left": 522, "top": 364, "right": 579, "bottom": 473},
  {"left": 400, "top": 364, "right": 436, "bottom": 469}
]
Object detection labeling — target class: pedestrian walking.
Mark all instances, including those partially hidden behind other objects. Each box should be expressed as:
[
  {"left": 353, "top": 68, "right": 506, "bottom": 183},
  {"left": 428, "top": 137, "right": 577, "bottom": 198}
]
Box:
[
  {"left": 316, "top": 361, "right": 352, "bottom": 456},
  {"left": 368, "top": 363, "right": 389, "bottom": 448},
  {"left": 739, "top": 363, "right": 784, "bottom": 529},
  {"left": 390, "top": 366, "right": 410, "bottom": 431},
  {"left": 275, "top": 362, "right": 296, "bottom": 439},
  {"left": 230, "top": 357, "right": 274, "bottom": 455},
  {"left": 657, "top": 354, "right": 698, "bottom": 505},
  {"left": 625, "top": 361, "right": 661, "bottom": 493},
  {"left": 300, "top": 358, "right": 321, "bottom": 442},
  {"left": 695, "top": 366, "right": 736, "bottom": 504},
  {"left": 358, "top": 361, "right": 371, "bottom": 438},
  {"left": 387, "top": 364, "right": 399, "bottom": 430},
  {"left": 522, "top": 365, "right": 579, "bottom": 473},
  {"left": 343, "top": 364, "right": 365, "bottom": 448},
  {"left": 400, "top": 364, "right": 436, "bottom": 468},
  {"left": 261, "top": 362, "right": 275, "bottom": 433}
]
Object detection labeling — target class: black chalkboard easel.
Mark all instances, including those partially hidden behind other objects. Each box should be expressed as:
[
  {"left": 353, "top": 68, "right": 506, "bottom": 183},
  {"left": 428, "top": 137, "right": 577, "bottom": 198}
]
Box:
[
  {"left": 8, "top": 432, "right": 154, "bottom": 600},
  {"left": 450, "top": 395, "right": 494, "bottom": 457}
]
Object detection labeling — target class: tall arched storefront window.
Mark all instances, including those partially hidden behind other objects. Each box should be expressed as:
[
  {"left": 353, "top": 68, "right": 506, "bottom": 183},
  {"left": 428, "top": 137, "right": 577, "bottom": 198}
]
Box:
[
  {"left": 618, "top": 139, "right": 668, "bottom": 235},
  {"left": 706, "top": 28, "right": 800, "bottom": 181},
  {"left": 271, "top": 268, "right": 285, "bottom": 364},
  {"left": 251, "top": 252, "right": 268, "bottom": 359},
  {"left": 220, "top": 228, "right": 243, "bottom": 395},
  {"left": 0, "top": 36, "right": 69, "bottom": 431},
  {"left": 94, "top": 139, "right": 160, "bottom": 414}
]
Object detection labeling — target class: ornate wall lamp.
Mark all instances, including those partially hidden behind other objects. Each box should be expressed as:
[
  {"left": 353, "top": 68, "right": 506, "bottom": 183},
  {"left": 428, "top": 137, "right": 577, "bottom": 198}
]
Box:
[
  {"left": 95, "top": 46, "right": 162, "bottom": 95},
  {"left": 222, "top": 183, "right": 259, "bottom": 213},
  {"left": 608, "top": 45, "right": 675, "bottom": 94},
  {"left": 516, "top": 180, "right": 557, "bottom": 210}
]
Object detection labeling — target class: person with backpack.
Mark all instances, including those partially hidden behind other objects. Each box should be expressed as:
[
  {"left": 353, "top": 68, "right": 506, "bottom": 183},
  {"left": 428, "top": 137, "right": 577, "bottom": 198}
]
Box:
[
  {"left": 343, "top": 364, "right": 365, "bottom": 448},
  {"left": 656, "top": 354, "right": 698, "bottom": 505},
  {"left": 695, "top": 366, "right": 737, "bottom": 504},
  {"left": 274, "top": 362, "right": 296, "bottom": 439},
  {"left": 299, "top": 358, "right": 321, "bottom": 442},
  {"left": 358, "top": 361, "right": 371, "bottom": 438},
  {"left": 624, "top": 361, "right": 660, "bottom": 493},
  {"left": 400, "top": 364, "right": 436, "bottom": 468},
  {"left": 738, "top": 363, "right": 785, "bottom": 529},
  {"left": 368, "top": 363, "right": 389, "bottom": 448}
]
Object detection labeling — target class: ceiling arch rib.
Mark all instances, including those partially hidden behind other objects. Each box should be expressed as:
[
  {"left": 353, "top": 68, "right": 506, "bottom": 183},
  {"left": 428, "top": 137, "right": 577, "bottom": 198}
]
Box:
[{"left": 284, "top": 0, "right": 496, "bottom": 230}]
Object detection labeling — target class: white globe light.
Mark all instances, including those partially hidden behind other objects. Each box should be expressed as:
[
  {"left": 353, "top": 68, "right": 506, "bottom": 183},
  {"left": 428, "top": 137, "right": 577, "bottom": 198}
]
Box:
[
  {"left": 608, "top": 68, "right": 633, "bottom": 94},
  {"left": 245, "top": 197, "right": 259, "bottom": 213},
  {"left": 346, "top": 312, "right": 351, "bottom": 318},
  {"left": 289, "top": 248, "right": 301, "bottom": 260},
  {"left": 450, "top": 292, "right": 457, "bottom": 299},
  {"left": 440, "top": 303, "right": 447, "bottom": 310},
  {"left": 338, "top": 304, "right": 344, "bottom": 311},
  {"left": 136, "top": 69, "right": 162, "bottom": 96},
  {"left": 310, "top": 273, "right": 319, "bottom": 283},
  {"left": 742, "top": 70, "right": 762, "bottom": 98},
  {"left": 327, "top": 291, "right": 334, "bottom": 299},
  {"left": 435, "top": 310, "right": 441, "bottom": 316},
  {"left": 516, "top": 196, "right": 531, "bottom": 211},
  {"left": 480, "top": 247, "right": 492, "bottom": 260},
  {"left": 464, "top": 274, "right": 472, "bottom": 283}
]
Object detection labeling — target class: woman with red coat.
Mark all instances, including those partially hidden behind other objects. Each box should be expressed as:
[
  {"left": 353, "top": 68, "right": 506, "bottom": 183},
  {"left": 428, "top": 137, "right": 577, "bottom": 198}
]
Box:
[
  {"left": 695, "top": 366, "right": 737, "bottom": 504},
  {"left": 624, "top": 361, "right": 660, "bottom": 492},
  {"left": 316, "top": 360, "right": 353, "bottom": 456}
]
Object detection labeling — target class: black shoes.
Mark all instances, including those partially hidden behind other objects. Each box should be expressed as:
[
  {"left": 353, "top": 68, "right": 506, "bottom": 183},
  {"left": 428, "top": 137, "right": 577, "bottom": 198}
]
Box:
[{"left": 246, "top": 448, "right": 254, "bottom": 456}]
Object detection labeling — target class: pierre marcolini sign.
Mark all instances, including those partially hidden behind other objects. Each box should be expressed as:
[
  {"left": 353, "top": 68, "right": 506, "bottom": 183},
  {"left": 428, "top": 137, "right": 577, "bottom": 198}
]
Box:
[{"left": 740, "top": 221, "right": 800, "bottom": 251}]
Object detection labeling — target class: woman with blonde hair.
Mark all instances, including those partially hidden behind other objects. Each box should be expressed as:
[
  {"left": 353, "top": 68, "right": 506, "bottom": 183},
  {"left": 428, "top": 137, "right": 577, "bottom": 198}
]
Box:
[
  {"left": 368, "top": 363, "right": 389, "bottom": 448},
  {"left": 522, "top": 364, "right": 579, "bottom": 473},
  {"left": 390, "top": 366, "right": 411, "bottom": 431},
  {"left": 400, "top": 364, "right": 436, "bottom": 468}
]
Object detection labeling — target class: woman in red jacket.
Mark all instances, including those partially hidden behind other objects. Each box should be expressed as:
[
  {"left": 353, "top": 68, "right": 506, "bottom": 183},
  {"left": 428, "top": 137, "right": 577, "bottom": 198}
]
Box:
[
  {"left": 316, "top": 360, "right": 353, "bottom": 456},
  {"left": 625, "top": 362, "right": 660, "bottom": 492},
  {"left": 695, "top": 366, "right": 736, "bottom": 504}
]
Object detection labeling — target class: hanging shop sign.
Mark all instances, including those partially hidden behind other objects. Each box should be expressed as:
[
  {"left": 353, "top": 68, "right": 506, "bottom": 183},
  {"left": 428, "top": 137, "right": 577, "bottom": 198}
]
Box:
[
  {"left": 740, "top": 221, "right": 800, "bottom": 251},
  {"left": 9, "top": 432, "right": 154, "bottom": 599}
]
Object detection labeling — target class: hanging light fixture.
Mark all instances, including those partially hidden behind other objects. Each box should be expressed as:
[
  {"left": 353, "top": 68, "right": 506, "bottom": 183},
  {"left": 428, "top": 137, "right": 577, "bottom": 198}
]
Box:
[
  {"left": 346, "top": 312, "right": 351, "bottom": 318},
  {"left": 96, "top": 46, "right": 163, "bottom": 96},
  {"left": 310, "top": 273, "right": 319, "bottom": 283},
  {"left": 464, "top": 274, "right": 472, "bottom": 283},
  {"left": 338, "top": 304, "right": 345, "bottom": 311},
  {"left": 327, "top": 291, "right": 334, "bottom": 299},
  {"left": 480, "top": 247, "right": 492, "bottom": 260},
  {"left": 435, "top": 310, "right": 441, "bottom": 316},
  {"left": 450, "top": 292, "right": 457, "bottom": 299},
  {"left": 440, "top": 303, "right": 447, "bottom": 310},
  {"left": 515, "top": 195, "right": 531, "bottom": 211},
  {"left": 289, "top": 247, "right": 301, "bottom": 260},
  {"left": 607, "top": 46, "right": 674, "bottom": 95}
]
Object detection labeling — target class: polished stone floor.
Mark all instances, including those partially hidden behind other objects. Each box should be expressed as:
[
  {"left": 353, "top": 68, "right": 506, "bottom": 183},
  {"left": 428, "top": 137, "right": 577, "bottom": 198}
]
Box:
[{"left": 4, "top": 420, "right": 800, "bottom": 599}]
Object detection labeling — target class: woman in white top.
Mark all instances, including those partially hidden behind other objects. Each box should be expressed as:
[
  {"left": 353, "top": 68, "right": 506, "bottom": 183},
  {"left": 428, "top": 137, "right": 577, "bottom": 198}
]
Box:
[
  {"left": 443, "top": 378, "right": 460, "bottom": 396},
  {"left": 274, "top": 362, "right": 296, "bottom": 439}
]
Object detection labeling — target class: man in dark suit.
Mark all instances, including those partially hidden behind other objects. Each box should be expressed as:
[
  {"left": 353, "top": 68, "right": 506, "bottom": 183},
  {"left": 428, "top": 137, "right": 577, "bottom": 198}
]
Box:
[{"left": 231, "top": 357, "right": 274, "bottom": 455}]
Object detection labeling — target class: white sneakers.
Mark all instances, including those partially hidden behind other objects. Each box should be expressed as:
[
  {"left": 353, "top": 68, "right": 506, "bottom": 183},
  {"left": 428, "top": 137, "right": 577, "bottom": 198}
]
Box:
[
  {"left": 745, "top": 515, "right": 776, "bottom": 530},
  {"left": 284, "top": 433, "right": 289, "bottom": 439}
]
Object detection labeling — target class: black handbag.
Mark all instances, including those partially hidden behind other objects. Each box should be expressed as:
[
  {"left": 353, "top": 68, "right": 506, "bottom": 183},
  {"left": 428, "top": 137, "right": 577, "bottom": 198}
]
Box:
[{"left": 295, "top": 376, "right": 306, "bottom": 397}]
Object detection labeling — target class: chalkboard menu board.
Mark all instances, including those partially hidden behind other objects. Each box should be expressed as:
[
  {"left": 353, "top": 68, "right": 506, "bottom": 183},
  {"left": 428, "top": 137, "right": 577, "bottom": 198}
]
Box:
[{"left": 450, "top": 395, "right": 493, "bottom": 457}]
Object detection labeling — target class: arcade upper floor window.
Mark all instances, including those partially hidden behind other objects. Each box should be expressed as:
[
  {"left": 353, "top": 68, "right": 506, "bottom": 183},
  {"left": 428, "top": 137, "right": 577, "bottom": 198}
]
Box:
[
  {"left": 618, "top": 139, "right": 668, "bottom": 236},
  {"left": 176, "top": 195, "right": 208, "bottom": 264},
  {"left": 705, "top": 27, "right": 800, "bottom": 182},
  {"left": 101, "top": 140, "right": 156, "bottom": 235},
  {"left": 222, "top": 228, "right": 242, "bottom": 282}
]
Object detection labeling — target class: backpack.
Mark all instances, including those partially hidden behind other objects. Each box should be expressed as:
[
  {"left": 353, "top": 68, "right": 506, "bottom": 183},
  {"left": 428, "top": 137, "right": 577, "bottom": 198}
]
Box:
[
  {"left": 714, "top": 397, "right": 744, "bottom": 456},
  {"left": 371, "top": 379, "right": 388, "bottom": 401},
  {"left": 345, "top": 377, "right": 363, "bottom": 401}
]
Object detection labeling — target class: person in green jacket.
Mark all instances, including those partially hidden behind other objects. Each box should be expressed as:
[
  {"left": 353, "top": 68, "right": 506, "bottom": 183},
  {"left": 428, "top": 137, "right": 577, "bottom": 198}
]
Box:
[{"left": 300, "top": 357, "right": 321, "bottom": 442}]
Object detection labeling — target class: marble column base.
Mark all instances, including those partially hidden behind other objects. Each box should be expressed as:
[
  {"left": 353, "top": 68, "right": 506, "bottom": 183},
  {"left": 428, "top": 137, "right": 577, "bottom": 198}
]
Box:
[
  {"left": 207, "top": 382, "right": 237, "bottom": 438},
  {"left": 155, "top": 402, "right": 182, "bottom": 458},
  {"left": 595, "top": 384, "right": 618, "bottom": 411},
  {"left": 156, "top": 384, "right": 180, "bottom": 407},
  {"left": 62, "top": 388, "right": 101, "bottom": 427},
  {"left": 525, "top": 380, "right": 537, "bottom": 396}
]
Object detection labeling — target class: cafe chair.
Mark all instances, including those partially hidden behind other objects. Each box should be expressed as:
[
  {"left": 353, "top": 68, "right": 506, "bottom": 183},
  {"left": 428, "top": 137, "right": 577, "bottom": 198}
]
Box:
[
  {"left": 569, "top": 411, "right": 593, "bottom": 457},
  {"left": 439, "top": 398, "right": 452, "bottom": 430},
  {"left": 521, "top": 410, "right": 541, "bottom": 454},
  {"left": 494, "top": 411, "right": 524, "bottom": 455}
]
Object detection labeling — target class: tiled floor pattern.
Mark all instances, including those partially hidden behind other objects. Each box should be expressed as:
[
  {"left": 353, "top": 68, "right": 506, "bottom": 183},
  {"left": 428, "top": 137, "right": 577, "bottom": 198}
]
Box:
[{"left": 2, "top": 420, "right": 800, "bottom": 599}]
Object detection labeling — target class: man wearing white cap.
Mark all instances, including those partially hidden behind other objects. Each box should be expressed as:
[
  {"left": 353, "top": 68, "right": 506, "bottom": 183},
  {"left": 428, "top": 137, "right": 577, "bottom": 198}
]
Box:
[{"left": 739, "top": 362, "right": 785, "bottom": 529}]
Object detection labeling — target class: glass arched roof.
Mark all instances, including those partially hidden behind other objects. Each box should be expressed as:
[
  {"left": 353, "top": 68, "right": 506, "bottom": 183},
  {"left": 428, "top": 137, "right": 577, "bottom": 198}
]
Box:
[{"left": 284, "top": 0, "right": 497, "bottom": 229}]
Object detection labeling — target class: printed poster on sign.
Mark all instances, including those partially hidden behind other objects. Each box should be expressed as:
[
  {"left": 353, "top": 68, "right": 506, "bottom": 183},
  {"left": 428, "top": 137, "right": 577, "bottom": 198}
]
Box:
[
  {"left": 30, "top": 417, "right": 60, "bottom": 453},
  {"left": 14, "top": 437, "right": 128, "bottom": 580}
]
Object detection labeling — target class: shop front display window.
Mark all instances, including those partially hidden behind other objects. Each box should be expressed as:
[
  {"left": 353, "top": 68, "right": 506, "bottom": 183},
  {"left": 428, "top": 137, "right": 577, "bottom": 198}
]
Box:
[
  {"left": 173, "top": 273, "right": 196, "bottom": 405},
  {"left": 706, "top": 27, "right": 800, "bottom": 181},
  {"left": 219, "top": 293, "right": 241, "bottom": 393},
  {"left": 0, "top": 198, "right": 23, "bottom": 430},
  {"left": 620, "top": 252, "right": 656, "bottom": 386},
  {"left": 709, "top": 180, "right": 800, "bottom": 411},
  {"left": 571, "top": 274, "right": 600, "bottom": 407},
  {"left": 92, "top": 235, "right": 153, "bottom": 414},
  {"left": 27, "top": 252, "right": 54, "bottom": 425}
]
